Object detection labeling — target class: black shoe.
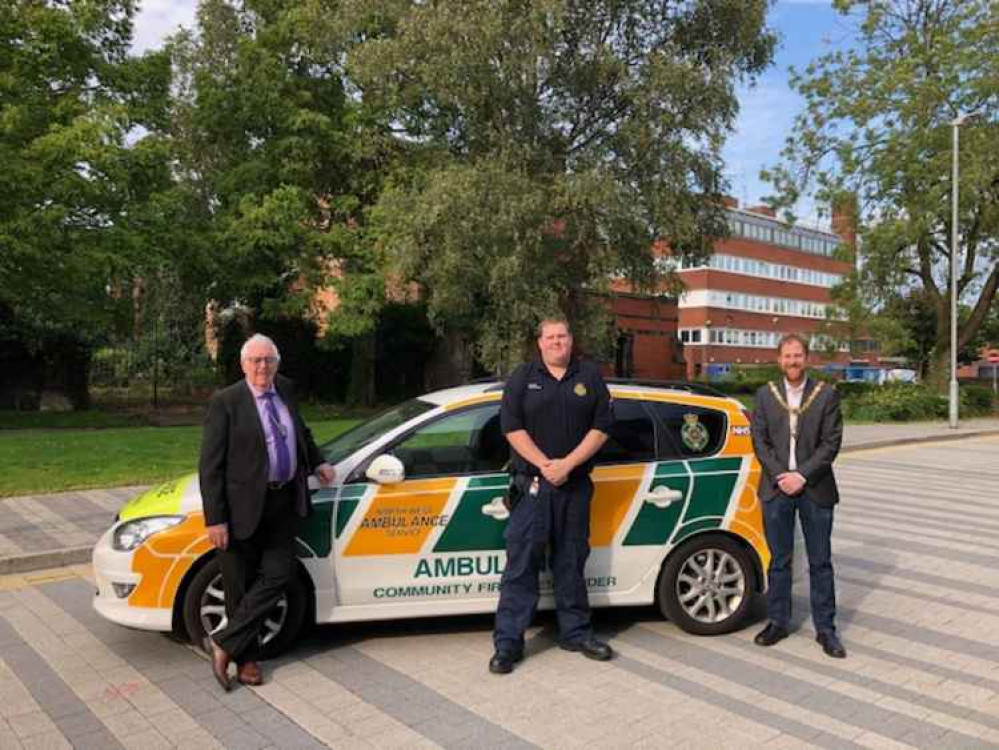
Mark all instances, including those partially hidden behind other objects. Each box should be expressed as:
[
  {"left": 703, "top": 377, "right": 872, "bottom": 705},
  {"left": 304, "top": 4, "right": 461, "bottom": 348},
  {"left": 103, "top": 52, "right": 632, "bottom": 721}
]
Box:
[
  {"left": 560, "top": 638, "right": 613, "bottom": 661},
  {"left": 753, "top": 623, "right": 789, "bottom": 647},
  {"left": 816, "top": 631, "right": 846, "bottom": 659},
  {"left": 488, "top": 650, "right": 523, "bottom": 674},
  {"left": 203, "top": 636, "right": 232, "bottom": 692}
]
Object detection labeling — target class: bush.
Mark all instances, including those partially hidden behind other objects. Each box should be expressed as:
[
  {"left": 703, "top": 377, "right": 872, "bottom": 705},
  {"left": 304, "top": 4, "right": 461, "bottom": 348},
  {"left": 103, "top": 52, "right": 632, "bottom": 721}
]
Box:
[
  {"left": 833, "top": 381, "right": 877, "bottom": 400},
  {"left": 960, "top": 384, "right": 995, "bottom": 417},
  {"left": 710, "top": 365, "right": 839, "bottom": 396},
  {"left": 842, "top": 383, "right": 946, "bottom": 422}
]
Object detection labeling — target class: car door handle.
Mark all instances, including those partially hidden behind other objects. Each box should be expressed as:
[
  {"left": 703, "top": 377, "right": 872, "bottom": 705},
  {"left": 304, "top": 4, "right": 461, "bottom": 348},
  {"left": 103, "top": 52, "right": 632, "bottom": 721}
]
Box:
[
  {"left": 481, "top": 496, "right": 510, "bottom": 521},
  {"left": 641, "top": 487, "right": 683, "bottom": 508}
]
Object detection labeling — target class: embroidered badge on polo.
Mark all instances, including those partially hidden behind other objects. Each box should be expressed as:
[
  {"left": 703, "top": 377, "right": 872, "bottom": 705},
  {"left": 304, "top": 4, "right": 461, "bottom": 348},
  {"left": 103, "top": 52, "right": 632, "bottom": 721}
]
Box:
[
  {"left": 574, "top": 383, "right": 587, "bottom": 397},
  {"left": 527, "top": 383, "right": 542, "bottom": 391}
]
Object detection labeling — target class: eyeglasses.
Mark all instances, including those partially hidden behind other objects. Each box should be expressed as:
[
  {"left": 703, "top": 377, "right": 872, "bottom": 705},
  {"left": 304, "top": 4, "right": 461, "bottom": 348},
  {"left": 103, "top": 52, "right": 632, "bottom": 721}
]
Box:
[{"left": 246, "top": 356, "right": 279, "bottom": 366}]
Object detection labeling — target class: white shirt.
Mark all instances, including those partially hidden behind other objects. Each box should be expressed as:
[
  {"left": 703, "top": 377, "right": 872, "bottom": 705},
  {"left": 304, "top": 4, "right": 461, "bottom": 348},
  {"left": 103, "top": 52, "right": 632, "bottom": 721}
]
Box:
[{"left": 784, "top": 377, "right": 806, "bottom": 472}]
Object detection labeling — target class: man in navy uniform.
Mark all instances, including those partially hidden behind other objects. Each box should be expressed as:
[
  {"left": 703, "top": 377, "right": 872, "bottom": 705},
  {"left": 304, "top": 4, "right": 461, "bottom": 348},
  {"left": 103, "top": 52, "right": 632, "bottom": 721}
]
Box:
[
  {"left": 750, "top": 333, "right": 846, "bottom": 659},
  {"left": 490, "top": 317, "right": 615, "bottom": 674}
]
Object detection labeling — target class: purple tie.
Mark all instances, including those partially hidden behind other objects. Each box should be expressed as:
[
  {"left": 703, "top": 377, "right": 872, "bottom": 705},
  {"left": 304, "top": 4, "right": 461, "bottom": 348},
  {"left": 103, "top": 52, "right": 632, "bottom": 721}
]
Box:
[{"left": 261, "top": 392, "right": 291, "bottom": 483}]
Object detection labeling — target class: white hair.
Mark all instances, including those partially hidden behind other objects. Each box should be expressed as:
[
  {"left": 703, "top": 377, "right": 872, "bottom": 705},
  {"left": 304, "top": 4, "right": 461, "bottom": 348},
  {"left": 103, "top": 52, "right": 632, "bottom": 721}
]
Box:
[{"left": 240, "top": 333, "right": 281, "bottom": 362}]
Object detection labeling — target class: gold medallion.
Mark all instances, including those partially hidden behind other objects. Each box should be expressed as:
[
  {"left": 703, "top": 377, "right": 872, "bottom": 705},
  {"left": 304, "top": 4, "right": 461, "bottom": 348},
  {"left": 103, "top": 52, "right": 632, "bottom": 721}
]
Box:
[{"left": 574, "top": 382, "right": 587, "bottom": 397}]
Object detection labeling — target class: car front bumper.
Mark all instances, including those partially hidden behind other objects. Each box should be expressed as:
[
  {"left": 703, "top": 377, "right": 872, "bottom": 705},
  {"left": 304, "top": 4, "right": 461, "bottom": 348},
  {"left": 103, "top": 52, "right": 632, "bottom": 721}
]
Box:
[{"left": 91, "top": 527, "right": 172, "bottom": 632}]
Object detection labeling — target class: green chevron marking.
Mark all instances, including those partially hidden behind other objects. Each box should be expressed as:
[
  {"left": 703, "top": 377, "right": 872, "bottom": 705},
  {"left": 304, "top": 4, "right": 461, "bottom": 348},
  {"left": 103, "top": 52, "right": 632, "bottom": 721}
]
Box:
[
  {"left": 434, "top": 478, "right": 509, "bottom": 552},
  {"left": 623, "top": 466, "right": 690, "bottom": 546}
]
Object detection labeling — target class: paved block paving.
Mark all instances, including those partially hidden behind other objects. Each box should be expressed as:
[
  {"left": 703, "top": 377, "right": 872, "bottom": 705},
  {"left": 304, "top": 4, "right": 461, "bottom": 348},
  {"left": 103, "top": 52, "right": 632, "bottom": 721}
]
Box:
[{"left": 0, "top": 437, "right": 997, "bottom": 747}]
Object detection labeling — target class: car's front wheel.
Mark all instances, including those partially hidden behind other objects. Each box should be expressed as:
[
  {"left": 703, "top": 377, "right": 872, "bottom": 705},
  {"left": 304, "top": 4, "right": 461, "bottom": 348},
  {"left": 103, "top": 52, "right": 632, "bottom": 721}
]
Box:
[
  {"left": 182, "top": 557, "right": 307, "bottom": 658},
  {"left": 657, "top": 534, "right": 755, "bottom": 635}
]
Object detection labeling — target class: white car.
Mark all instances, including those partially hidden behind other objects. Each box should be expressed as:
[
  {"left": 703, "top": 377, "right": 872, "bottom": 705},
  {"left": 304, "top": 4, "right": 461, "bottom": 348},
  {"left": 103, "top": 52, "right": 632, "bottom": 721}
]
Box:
[{"left": 93, "top": 381, "right": 769, "bottom": 656}]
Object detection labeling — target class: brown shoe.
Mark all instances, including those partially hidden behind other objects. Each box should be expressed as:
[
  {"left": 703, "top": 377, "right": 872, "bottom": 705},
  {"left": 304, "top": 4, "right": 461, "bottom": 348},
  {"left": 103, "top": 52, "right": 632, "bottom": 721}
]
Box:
[
  {"left": 203, "top": 637, "right": 232, "bottom": 692},
  {"left": 237, "top": 661, "right": 263, "bottom": 686}
]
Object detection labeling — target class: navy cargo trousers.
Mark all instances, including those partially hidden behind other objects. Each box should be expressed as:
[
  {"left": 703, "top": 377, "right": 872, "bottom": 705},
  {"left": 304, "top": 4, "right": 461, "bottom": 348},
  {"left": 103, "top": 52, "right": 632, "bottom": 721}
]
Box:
[{"left": 493, "top": 475, "right": 594, "bottom": 654}]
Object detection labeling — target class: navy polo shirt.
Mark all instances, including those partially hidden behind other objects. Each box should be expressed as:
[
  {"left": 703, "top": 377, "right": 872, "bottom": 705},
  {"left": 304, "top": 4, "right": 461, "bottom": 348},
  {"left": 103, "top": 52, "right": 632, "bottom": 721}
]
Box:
[{"left": 500, "top": 357, "right": 614, "bottom": 480}]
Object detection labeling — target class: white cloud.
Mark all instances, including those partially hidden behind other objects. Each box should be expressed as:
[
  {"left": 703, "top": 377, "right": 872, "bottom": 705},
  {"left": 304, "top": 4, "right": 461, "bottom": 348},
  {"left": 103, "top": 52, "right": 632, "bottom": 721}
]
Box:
[{"left": 131, "top": 0, "right": 198, "bottom": 53}]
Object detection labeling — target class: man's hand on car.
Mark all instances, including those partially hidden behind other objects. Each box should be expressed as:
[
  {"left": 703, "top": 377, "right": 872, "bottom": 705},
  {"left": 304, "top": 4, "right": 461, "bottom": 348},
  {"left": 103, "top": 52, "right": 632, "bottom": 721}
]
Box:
[{"left": 206, "top": 523, "right": 229, "bottom": 550}]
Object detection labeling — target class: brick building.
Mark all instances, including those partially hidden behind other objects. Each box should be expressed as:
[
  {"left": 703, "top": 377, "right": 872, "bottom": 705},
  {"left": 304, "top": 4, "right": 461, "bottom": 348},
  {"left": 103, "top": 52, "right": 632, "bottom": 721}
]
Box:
[
  {"left": 602, "top": 198, "right": 855, "bottom": 381},
  {"left": 672, "top": 199, "right": 855, "bottom": 379},
  {"left": 601, "top": 293, "right": 686, "bottom": 380}
]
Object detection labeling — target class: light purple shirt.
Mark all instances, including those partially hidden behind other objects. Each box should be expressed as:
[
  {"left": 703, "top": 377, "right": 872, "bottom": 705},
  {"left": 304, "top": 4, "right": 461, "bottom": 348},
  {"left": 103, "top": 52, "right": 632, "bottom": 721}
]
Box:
[{"left": 246, "top": 381, "right": 298, "bottom": 482}]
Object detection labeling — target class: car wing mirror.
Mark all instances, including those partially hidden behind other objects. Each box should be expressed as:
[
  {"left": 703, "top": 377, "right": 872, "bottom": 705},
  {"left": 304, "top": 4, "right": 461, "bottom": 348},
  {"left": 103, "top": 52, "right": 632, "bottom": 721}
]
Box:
[{"left": 365, "top": 454, "right": 406, "bottom": 485}]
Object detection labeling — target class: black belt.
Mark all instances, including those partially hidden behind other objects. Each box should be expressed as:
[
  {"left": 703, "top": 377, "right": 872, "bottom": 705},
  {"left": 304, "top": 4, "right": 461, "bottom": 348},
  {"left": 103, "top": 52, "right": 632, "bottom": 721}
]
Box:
[{"left": 267, "top": 480, "right": 292, "bottom": 490}]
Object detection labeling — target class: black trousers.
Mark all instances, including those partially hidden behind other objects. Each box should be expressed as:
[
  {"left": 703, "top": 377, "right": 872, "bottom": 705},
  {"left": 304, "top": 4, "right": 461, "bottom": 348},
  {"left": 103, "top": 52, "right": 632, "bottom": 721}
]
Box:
[
  {"left": 493, "top": 476, "right": 594, "bottom": 653},
  {"left": 214, "top": 485, "right": 299, "bottom": 662}
]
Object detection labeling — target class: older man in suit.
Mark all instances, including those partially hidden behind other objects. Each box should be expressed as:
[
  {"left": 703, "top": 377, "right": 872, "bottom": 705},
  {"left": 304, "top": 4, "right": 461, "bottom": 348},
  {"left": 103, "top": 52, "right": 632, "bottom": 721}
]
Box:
[
  {"left": 199, "top": 334, "right": 335, "bottom": 690},
  {"left": 750, "top": 333, "right": 846, "bottom": 659}
]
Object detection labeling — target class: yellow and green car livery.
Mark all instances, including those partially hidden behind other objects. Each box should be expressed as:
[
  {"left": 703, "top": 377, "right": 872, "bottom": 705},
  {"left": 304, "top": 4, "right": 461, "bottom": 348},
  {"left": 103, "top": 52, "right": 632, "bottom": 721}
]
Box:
[{"left": 92, "top": 381, "right": 767, "bottom": 653}]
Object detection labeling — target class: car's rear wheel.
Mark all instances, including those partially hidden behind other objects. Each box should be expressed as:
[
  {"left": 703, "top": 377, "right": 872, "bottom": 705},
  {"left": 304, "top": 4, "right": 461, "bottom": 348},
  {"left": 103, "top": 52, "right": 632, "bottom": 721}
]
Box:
[
  {"left": 182, "top": 557, "right": 307, "bottom": 658},
  {"left": 658, "top": 534, "right": 754, "bottom": 635}
]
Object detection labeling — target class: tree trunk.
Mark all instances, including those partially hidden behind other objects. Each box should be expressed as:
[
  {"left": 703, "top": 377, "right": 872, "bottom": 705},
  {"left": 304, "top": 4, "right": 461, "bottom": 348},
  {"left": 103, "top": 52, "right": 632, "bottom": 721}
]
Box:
[
  {"left": 346, "top": 333, "right": 377, "bottom": 407},
  {"left": 927, "top": 300, "right": 952, "bottom": 393}
]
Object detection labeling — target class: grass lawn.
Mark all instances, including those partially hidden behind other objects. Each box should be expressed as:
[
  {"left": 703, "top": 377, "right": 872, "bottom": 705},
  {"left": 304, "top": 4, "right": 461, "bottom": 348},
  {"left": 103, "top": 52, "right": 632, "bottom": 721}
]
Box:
[
  {"left": 0, "top": 420, "right": 359, "bottom": 497},
  {"left": 0, "top": 411, "right": 149, "bottom": 429},
  {"left": 0, "top": 402, "right": 376, "bottom": 430}
]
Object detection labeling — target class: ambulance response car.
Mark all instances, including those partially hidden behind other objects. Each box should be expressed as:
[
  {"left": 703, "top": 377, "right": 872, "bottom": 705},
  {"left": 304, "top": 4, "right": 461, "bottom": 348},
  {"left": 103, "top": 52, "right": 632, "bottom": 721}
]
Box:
[{"left": 92, "top": 381, "right": 769, "bottom": 656}]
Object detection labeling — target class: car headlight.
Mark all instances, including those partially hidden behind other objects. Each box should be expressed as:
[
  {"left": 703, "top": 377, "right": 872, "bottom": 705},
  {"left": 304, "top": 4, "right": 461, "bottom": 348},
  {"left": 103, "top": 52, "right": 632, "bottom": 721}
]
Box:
[{"left": 112, "top": 515, "right": 186, "bottom": 551}]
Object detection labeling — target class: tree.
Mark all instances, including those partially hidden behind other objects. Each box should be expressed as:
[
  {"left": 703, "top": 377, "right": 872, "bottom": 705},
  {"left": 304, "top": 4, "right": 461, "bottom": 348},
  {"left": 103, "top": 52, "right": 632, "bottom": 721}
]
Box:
[
  {"left": 331, "top": 0, "right": 775, "bottom": 374},
  {"left": 765, "top": 0, "right": 999, "bottom": 389},
  {"left": 0, "top": 0, "right": 175, "bottom": 404},
  {"left": 169, "top": 0, "right": 400, "bottom": 403}
]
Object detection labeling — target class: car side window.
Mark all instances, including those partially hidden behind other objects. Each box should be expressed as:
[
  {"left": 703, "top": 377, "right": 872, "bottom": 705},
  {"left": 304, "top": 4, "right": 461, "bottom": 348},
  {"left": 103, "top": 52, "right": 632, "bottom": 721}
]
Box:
[
  {"left": 593, "top": 398, "right": 657, "bottom": 465},
  {"left": 389, "top": 403, "right": 509, "bottom": 478},
  {"left": 647, "top": 403, "right": 726, "bottom": 459}
]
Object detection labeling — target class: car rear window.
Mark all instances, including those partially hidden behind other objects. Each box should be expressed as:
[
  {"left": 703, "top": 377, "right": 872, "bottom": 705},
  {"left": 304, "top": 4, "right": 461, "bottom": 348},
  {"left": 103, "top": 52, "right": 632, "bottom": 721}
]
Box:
[{"left": 594, "top": 398, "right": 657, "bottom": 465}]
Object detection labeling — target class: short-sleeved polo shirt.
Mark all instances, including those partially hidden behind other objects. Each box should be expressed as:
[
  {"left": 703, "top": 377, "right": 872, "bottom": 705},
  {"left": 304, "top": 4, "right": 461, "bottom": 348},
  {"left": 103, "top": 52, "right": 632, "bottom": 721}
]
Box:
[{"left": 500, "top": 357, "right": 613, "bottom": 480}]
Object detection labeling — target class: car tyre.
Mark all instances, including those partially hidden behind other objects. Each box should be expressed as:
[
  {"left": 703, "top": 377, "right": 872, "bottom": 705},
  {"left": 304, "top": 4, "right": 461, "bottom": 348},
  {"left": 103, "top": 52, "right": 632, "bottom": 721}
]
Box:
[
  {"left": 658, "top": 534, "right": 754, "bottom": 636},
  {"left": 182, "top": 557, "right": 307, "bottom": 659}
]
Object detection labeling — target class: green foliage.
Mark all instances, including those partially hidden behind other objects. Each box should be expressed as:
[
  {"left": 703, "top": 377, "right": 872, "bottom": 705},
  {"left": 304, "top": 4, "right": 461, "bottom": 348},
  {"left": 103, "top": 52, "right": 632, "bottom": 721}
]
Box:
[
  {"left": 374, "top": 302, "right": 438, "bottom": 401},
  {"left": 0, "top": 0, "right": 175, "bottom": 342},
  {"left": 842, "top": 382, "right": 994, "bottom": 422},
  {"left": 960, "top": 384, "right": 995, "bottom": 417},
  {"left": 842, "top": 384, "right": 946, "bottom": 422},
  {"left": 169, "top": 0, "right": 388, "bottom": 320},
  {"left": 336, "top": 0, "right": 776, "bottom": 374},
  {"left": 709, "top": 364, "right": 779, "bottom": 395},
  {"left": 765, "top": 1, "right": 999, "bottom": 388},
  {"left": 833, "top": 381, "right": 876, "bottom": 400},
  {"left": 255, "top": 316, "right": 352, "bottom": 402}
]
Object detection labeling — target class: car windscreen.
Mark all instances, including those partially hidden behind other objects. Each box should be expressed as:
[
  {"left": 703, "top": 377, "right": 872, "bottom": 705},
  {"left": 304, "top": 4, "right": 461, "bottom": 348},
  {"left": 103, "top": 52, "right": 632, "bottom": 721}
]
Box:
[{"left": 320, "top": 399, "right": 436, "bottom": 467}]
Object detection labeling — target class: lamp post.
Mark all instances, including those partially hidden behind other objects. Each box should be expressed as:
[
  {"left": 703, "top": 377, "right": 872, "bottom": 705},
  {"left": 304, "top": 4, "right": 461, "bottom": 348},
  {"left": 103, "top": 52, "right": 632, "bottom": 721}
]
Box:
[{"left": 949, "top": 113, "right": 980, "bottom": 429}]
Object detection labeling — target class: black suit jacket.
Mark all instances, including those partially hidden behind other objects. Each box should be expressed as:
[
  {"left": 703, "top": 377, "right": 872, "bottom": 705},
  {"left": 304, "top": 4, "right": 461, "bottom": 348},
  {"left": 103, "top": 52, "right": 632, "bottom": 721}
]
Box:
[
  {"left": 750, "top": 377, "right": 843, "bottom": 507},
  {"left": 199, "top": 375, "right": 323, "bottom": 539}
]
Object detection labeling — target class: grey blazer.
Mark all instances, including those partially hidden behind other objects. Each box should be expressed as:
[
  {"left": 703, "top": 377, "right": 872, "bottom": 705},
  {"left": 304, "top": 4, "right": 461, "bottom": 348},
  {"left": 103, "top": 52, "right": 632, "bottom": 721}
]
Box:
[{"left": 750, "top": 378, "right": 843, "bottom": 507}]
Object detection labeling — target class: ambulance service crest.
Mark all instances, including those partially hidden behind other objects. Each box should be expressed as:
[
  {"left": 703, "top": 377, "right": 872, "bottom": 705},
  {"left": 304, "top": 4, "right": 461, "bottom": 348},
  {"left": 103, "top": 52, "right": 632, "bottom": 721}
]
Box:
[
  {"left": 680, "top": 413, "right": 709, "bottom": 452},
  {"left": 574, "top": 382, "right": 588, "bottom": 397}
]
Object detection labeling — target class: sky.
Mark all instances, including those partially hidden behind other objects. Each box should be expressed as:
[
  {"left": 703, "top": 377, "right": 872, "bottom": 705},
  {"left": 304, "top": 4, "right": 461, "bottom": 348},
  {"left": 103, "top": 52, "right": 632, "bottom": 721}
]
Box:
[{"left": 130, "top": 0, "right": 856, "bottom": 227}]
